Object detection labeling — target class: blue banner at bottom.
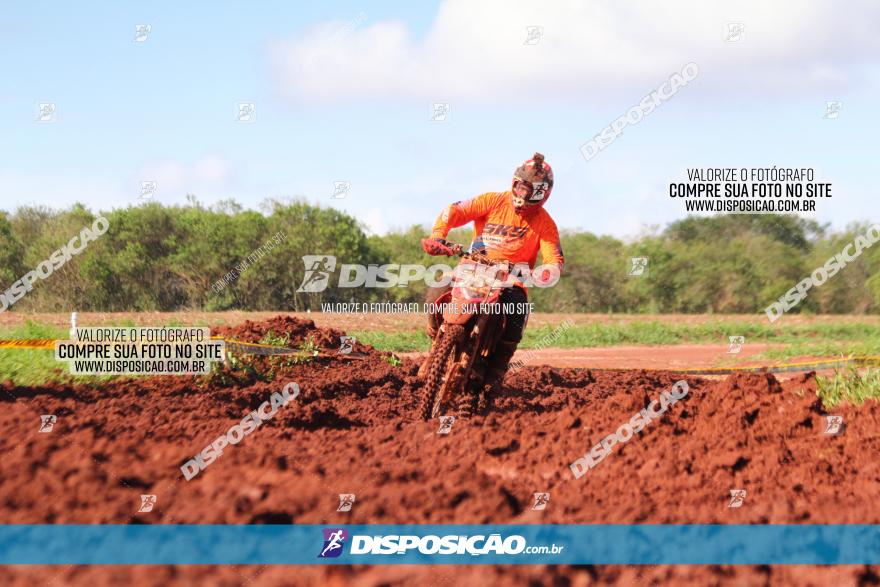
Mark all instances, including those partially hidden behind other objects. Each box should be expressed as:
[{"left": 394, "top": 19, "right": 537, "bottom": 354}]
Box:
[{"left": 1, "top": 525, "right": 879, "bottom": 565}]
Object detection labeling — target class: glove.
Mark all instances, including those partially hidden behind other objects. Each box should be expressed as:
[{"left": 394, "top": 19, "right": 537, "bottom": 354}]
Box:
[
  {"left": 421, "top": 237, "right": 456, "bottom": 257},
  {"left": 531, "top": 265, "right": 561, "bottom": 287}
]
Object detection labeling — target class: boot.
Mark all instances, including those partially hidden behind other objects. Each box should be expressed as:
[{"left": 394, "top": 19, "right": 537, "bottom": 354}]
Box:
[
  {"left": 477, "top": 340, "right": 518, "bottom": 414},
  {"left": 483, "top": 340, "right": 518, "bottom": 390}
]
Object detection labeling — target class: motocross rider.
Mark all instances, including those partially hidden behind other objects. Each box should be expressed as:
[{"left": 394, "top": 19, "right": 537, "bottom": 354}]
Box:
[{"left": 421, "top": 152, "right": 565, "bottom": 399}]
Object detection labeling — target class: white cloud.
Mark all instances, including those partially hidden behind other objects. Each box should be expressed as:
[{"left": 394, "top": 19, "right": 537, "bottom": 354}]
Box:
[{"left": 268, "top": 0, "right": 880, "bottom": 104}]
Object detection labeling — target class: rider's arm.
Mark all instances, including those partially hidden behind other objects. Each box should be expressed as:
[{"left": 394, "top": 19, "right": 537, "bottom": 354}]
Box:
[
  {"left": 430, "top": 192, "right": 500, "bottom": 239},
  {"left": 537, "top": 217, "right": 565, "bottom": 275}
]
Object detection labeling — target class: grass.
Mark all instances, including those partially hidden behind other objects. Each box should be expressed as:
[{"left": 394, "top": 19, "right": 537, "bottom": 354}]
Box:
[
  {"left": 382, "top": 354, "right": 402, "bottom": 367},
  {"left": 356, "top": 319, "right": 879, "bottom": 353},
  {"left": 816, "top": 368, "right": 880, "bottom": 408},
  {"left": 0, "top": 322, "right": 114, "bottom": 387},
  {"left": 258, "top": 330, "right": 321, "bottom": 365},
  {"left": 259, "top": 330, "right": 292, "bottom": 348},
  {"left": 530, "top": 320, "right": 878, "bottom": 348},
  {"left": 350, "top": 330, "right": 431, "bottom": 352},
  {"left": 755, "top": 338, "right": 880, "bottom": 362}
]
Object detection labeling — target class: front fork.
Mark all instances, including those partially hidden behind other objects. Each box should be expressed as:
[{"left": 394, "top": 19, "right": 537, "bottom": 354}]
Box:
[{"left": 416, "top": 308, "right": 499, "bottom": 386}]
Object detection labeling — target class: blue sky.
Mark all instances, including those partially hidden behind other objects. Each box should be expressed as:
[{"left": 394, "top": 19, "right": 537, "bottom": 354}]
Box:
[{"left": 2, "top": 0, "right": 877, "bottom": 238}]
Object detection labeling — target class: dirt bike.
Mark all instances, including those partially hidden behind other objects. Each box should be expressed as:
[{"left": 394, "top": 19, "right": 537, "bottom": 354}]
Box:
[{"left": 417, "top": 245, "right": 511, "bottom": 420}]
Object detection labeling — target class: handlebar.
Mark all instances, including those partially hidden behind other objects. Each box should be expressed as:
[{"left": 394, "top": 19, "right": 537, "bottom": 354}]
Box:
[{"left": 451, "top": 244, "right": 507, "bottom": 268}]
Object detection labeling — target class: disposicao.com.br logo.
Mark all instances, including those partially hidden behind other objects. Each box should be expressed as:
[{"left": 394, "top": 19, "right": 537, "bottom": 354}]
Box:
[
  {"left": 318, "top": 528, "right": 348, "bottom": 558},
  {"left": 297, "top": 255, "right": 560, "bottom": 292},
  {"left": 317, "top": 528, "right": 563, "bottom": 558}
]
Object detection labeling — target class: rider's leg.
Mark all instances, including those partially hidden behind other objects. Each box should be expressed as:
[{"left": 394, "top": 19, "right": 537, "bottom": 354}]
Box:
[
  {"left": 484, "top": 285, "right": 530, "bottom": 388},
  {"left": 424, "top": 284, "right": 451, "bottom": 339}
]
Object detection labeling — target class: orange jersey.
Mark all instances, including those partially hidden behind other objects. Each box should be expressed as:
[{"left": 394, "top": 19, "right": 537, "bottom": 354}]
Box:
[{"left": 431, "top": 191, "right": 565, "bottom": 274}]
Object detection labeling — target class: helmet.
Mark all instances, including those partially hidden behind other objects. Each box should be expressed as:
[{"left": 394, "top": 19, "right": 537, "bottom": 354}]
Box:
[{"left": 511, "top": 152, "right": 554, "bottom": 213}]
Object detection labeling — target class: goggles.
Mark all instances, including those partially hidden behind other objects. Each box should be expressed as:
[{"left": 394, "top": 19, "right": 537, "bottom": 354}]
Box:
[{"left": 512, "top": 179, "right": 550, "bottom": 204}]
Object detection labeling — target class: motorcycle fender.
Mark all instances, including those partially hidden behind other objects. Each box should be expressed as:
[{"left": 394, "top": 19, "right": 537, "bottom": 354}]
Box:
[{"left": 443, "top": 304, "right": 477, "bottom": 324}]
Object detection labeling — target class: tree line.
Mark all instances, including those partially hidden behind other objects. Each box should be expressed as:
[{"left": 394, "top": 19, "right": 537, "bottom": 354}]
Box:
[{"left": 0, "top": 199, "right": 877, "bottom": 315}]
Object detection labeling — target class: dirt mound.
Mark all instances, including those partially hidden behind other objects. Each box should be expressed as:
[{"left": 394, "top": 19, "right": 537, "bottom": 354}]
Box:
[
  {"left": 213, "top": 315, "right": 349, "bottom": 351},
  {"left": 0, "top": 314, "right": 877, "bottom": 585}
]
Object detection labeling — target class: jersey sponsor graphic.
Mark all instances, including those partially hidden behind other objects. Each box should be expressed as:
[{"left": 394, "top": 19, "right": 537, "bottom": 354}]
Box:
[{"left": 483, "top": 223, "right": 529, "bottom": 238}]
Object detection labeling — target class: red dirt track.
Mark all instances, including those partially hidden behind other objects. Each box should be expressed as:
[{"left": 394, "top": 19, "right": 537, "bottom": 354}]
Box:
[{"left": 1, "top": 315, "right": 878, "bottom": 586}]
